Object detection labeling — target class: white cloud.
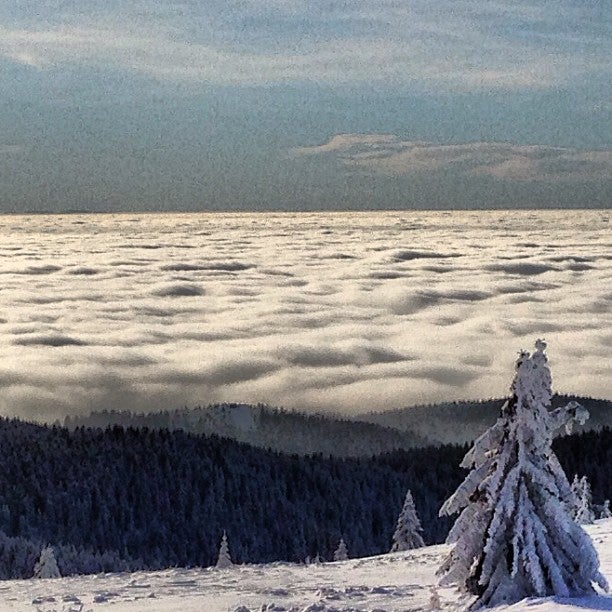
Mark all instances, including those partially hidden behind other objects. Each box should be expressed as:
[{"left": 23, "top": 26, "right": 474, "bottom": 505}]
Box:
[
  {"left": 293, "top": 135, "right": 612, "bottom": 182},
  {"left": 0, "top": 211, "right": 609, "bottom": 421}
]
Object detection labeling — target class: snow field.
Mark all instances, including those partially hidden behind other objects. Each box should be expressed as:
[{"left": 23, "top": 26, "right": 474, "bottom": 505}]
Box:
[{"left": 1, "top": 520, "right": 610, "bottom": 612}]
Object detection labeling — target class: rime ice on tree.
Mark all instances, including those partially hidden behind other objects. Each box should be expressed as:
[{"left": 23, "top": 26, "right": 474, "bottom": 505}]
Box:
[
  {"left": 438, "top": 340, "right": 608, "bottom": 609},
  {"left": 571, "top": 475, "right": 595, "bottom": 524},
  {"left": 390, "top": 489, "right": 425, "bottom": 552},
  {"left": 333, "top": 537, "right": 348, "bottom": 561},
  {"left": 33, "top": 545, "right": 61, "bottom": 579},
  {"left": 428, "top": 586, "right": 442, "bottom": 611},
  {"left": 216, "top": 531, "right": 233, "bottom": 569},
  {"left": 601, "top": 500, "right": 612, "bottom": 519}
]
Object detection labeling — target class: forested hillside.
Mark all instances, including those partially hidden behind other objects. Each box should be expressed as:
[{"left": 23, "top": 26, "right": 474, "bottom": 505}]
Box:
[
  {"left": 363, "top": 394, "right": 612, "bottom": 445},
  {"left": 63, "top": 395, "right": 611, "bottom": 456},
  {"left": 64, "top": 404, "right": 430, "bottom": 456},
  {"left": 0, "top": 419, "right": 609, "bottom": 579}
]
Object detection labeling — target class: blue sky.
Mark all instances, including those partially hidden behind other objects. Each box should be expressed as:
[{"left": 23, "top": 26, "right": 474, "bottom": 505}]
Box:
[{"left": 0, "top": 0, "right": 610, "bottom": 211}]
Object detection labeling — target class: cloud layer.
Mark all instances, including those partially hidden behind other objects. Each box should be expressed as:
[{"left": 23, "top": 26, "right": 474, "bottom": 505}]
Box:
[
  {"left": 294, "top": 135, "right": 612, "bottom": 182},
  {"left": 0, "top": 211, "right": 609, "bottom": 422}
]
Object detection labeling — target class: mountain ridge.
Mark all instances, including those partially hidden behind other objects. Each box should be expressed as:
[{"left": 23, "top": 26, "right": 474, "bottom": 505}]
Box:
[{"left": 62, "top": 394, "right": 611, "bottom": 457}]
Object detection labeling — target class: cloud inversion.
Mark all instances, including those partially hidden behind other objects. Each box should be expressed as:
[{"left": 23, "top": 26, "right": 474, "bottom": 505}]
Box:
[{"left": 0, "top": 211, "right": 609, "bottom": 422}]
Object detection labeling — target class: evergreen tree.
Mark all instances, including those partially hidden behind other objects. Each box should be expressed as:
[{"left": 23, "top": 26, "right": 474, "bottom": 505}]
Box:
[
  {"left": 390, "top": 489, "right": 425, "bottom": 551},
  {"left": 216, "top": 531, "right": 233, "bottom": 569},
  {"left": 428, "top": 586, "right": 441, "bottom": 611},
  {"left": 570, "top": 474, "right": 581, "bottom": 516},
  {"left": 333, "top": 537, "right": 348, "bottom": 561},
  {"left": 572, "top": 475, "right": 595, "bottom": 524},
  {"left": 601, "top": 500, "right": 612, "bottom": 520},
  {"left": 33, "top": 545, "right": 61, "bottom": 579},
  {"left": 438, "top": 340, "right": 608, "bottom": 609}
]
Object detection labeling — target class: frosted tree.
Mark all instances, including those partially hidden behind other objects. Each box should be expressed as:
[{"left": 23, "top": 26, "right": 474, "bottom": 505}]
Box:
[
  {"left": 600, "top": 500, "right": 612, "bottom": 519},
  {"left": 428, "top": 586, "right": 441, "bottom": 611},
  {"left": 438, "top": 340, "right": 608, "bottom": 609},
  {"left": 33, "top": 545, "right": 61, "bottom": 579},
  {"left": 570, "top": 474, "right": 581, "bottom": 515},
  {"left": 390, "top": 489, "right": 425, "bottom": 551},
  {"left": 572, "top": 475, "right": 595, "bottom": 524},
  {"left": 333, "top": 537, "right": 348, "bottom": 561},
  {"left": 216, "top": 531, "right": 233, "bottom": 569}
]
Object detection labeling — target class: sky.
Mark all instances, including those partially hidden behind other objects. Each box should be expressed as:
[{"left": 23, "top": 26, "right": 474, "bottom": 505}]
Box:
[
  {"left": 0, "top": 211, "right": 609, "bottom": 421},
  {"left": 0, "top": 0, "right": 611, "bottom": 211}
]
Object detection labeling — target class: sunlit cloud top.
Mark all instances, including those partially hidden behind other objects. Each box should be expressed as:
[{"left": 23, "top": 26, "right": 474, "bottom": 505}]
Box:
[{"left": 0, "top": 211, "right": 609, "bottom": 421}]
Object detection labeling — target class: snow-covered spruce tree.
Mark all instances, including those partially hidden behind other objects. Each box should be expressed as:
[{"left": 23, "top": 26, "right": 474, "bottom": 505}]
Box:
[
  {"left": 601, "top": 500, "right": 612, "bottom": 520},
  {"left": 570, "top": 474, "right": 581, "bottom": 516},
  {"left": 390, "top": 489, "right": 425, "bottom": 552},
  {"left": 438, "top": 340, "right": 608, "bottom": 609},
  {"left": 216, "top": 531, "right": 233, "bottom": 569},
  {"left": 333, "top": 537, "right": 348, "bottom": 561},
  {"left": 428, "top": 586, "right": 442, "bottom": 611},
  {"left": 573, "top": 475, "right": 595, "bottom": 524},
  {"left": 33, "top": 545, "right": 61, "bottom": 579}
]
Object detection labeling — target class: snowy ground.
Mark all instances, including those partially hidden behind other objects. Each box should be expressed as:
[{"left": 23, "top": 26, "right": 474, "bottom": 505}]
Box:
[{"left": 2, "top": 520, "right": 611, "bottom": 612}]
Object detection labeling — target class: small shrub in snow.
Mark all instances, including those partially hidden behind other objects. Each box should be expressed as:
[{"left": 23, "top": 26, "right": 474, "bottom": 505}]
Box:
[
  {"left": 601, "top": 500, "right": 612, "bottom": 519},
  {"left": 438, "top": 340, "right": 608, "bottom": 609},
  {"left": 390, "top": 489, "right": 425, "bottom": 552}
]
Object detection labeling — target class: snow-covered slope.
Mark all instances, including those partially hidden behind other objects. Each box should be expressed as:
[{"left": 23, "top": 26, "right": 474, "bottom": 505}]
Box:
[{"left": 3, "top": 520, "right": 611, "bottom": 611}]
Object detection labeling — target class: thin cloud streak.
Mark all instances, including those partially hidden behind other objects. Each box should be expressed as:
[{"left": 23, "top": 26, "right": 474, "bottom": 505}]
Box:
[
  {"left": 293, "top": 135, "right": 612, "bottom": 182},
  {"left": 0, "top": 0, "right": 608, "bottom": 90}
]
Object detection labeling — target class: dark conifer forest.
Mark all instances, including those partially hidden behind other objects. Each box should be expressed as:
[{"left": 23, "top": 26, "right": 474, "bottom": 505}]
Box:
[{"left": 0, "top": 417, "right": 609, "bottom": 579}]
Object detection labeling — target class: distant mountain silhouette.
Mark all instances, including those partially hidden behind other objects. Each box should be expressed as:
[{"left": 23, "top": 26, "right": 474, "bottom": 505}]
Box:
[
  {"left": 63, "top": 394, "right": 610, "bottom": 456},
  {"left": 362, "top": 394, "right": 612, "bottom": 446},
  {"left": 64, "top": 403, "right": 431, "bottom": 457}
]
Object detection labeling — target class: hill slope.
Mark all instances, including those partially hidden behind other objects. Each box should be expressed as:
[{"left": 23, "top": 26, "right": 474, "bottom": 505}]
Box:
[
  {"left": 3, "top": 520, "right": 611, "bottom": 611},
  {"left": 361, "top": 395, "right": 612, "bottom": 446},
  {"left": 1, "top": 417, "right": 610, "bottom": 579},
  {"left": 64, "top": 404, "right": 431, "bottom": 456},
  {"left": 63, "top": 395, "right": 611, "bottom": 455}
]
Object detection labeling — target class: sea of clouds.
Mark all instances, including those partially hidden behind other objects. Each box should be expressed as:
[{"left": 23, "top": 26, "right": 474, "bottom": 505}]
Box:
[{"left": 0, "top": 211, "right": 609, "bottom": 422}]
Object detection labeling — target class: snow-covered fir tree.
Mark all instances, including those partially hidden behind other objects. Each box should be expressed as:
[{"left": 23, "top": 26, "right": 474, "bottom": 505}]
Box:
[
  {"left": 428, "top": 586, "right": 441, "bottom": 611},
  {"left": 33, "top": 545, "right": 61, "bottom": 579},
  {"left": 601, "top": 500, "right": 612, "bottom": 519},
  {"left": 570, "top": 474, "right": 581, "bottom": 515},
  {"left": 216, "top": 531, "right": 233, "bottom": 569},
  {"left": 390, "top": 489, "right": 425, "bottom": 552},
  {"left": 333, "top": 537, "right": 348, "bottom": 561},
  {"left": 438, "top": 339, "right": 608, "bottom": 609},
  {"left": 572, "top": 475, "right": 595, "bottom": 524}
]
